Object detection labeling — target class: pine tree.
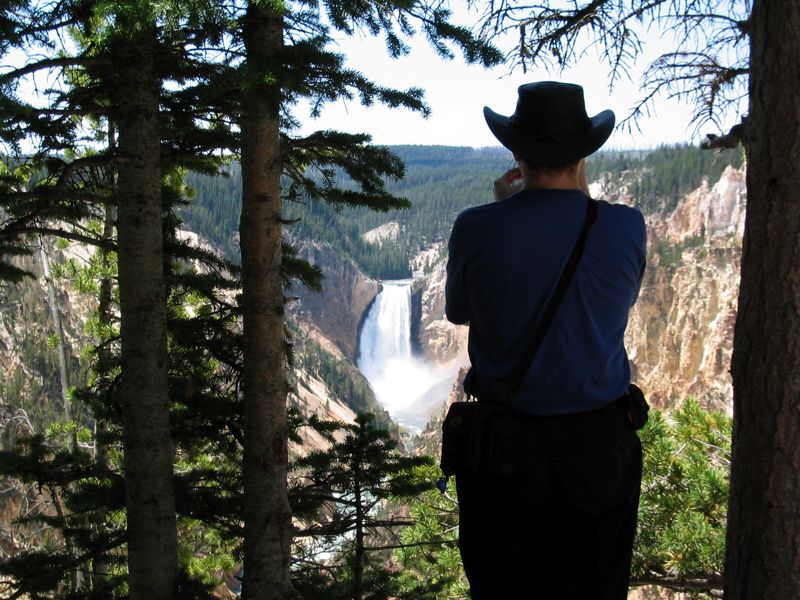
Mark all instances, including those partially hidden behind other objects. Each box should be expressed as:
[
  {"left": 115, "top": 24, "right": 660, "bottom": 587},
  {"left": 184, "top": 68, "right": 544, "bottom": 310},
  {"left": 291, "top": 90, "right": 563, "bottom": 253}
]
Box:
[
  {"left": 192, "top": 3, "right": 501, "bottom": 596},
  {"left": 0, "top": 2, "right": 238, "bottom": 596},
  {"left": 109, "top": 13, "right": 177, "bottom": 597},
  {"left": 291, "top": 413, "right": 432, "bottom": 600},
  {"left": 726, "top": 3, "right": 800, "bottom": 596}
]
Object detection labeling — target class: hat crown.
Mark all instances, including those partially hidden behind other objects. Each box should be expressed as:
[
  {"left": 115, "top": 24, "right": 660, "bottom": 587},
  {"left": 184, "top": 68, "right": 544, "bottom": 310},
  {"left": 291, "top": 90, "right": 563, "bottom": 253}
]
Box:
[
  {"left": 510, "top": 82, "right": 591, "bottom": 138},
  {"left": 482, "top": 80, "right": 615, "bottom": 163}
]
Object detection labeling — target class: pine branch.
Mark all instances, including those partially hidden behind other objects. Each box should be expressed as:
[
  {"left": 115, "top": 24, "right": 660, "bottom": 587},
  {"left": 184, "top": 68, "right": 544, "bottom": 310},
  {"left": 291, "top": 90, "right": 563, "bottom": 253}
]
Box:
[
  {"left": 0, "top": 56, "right": 108, "bottom": 84},
  {"left": 365, "top": 539, "right": 457, "bottom": 552},
  {"left": 0, "top": 226, "right": 114, "bottom": 251},
  {"left": 630, "top": 574, "right": 723, "bottom": 594}
]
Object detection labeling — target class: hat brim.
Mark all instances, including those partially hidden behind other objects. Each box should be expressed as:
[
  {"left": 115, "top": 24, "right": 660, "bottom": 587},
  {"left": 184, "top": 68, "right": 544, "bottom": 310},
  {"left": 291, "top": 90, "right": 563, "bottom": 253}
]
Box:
[{"left": 483, "top": 106, "right": 615, "bottom": 164}]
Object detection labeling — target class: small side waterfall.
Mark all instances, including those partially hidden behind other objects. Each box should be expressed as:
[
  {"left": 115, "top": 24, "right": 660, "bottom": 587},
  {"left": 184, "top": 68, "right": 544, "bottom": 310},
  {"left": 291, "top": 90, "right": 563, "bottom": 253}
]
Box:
[{"left": 357, "top": 280, "right": 456, "bottom": 432}]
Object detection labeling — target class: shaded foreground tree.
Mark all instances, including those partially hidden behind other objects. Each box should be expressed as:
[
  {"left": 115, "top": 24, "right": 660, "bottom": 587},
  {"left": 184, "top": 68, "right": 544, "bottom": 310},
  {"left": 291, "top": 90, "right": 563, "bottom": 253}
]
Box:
[
  {"left": 0, "top": 1, "right": 240, "bottom": 596},
  {"left": 0, "top": 1, "right": 180, "bottom": 595},
  {"left": 227, "top": 1, "right": 500, "bottom": 596},
  {"left": 110, "top": 14, "right": 177, "bottom": 599},
  {"left": 238, "top": 3, "right": 295, "bottom": 597},
  {"left": 476, "top": 0, "right": 800, "bottom": 597},
  {"left": 725, "top": 1, "right": 800, "bottom": 597},
  {"left": 0, "top": 0, "right": 499, "bottom": 597},
  {"left": 291, "top": 413, "right": 431, "bottom": 600}
]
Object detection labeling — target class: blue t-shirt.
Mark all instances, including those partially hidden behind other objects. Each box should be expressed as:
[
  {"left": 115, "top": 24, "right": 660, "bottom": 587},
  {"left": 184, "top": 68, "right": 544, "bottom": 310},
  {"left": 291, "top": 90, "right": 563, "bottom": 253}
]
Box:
[{"left": 445, "top": 188, "right": 646, "bottom": 415}]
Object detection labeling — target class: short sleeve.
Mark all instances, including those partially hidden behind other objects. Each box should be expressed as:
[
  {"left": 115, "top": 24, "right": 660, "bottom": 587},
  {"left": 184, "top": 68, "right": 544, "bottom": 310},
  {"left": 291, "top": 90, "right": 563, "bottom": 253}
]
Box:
[
  {"left": 445, "top": 215, "right": 472, "bottom": 324},
  {"left": 630, "top": 210, "right": 647, "bottom": 306}
]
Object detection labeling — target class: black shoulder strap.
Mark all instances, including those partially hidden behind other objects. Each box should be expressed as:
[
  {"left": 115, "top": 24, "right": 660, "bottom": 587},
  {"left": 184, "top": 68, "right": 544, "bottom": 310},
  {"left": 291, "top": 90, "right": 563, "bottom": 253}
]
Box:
[{"left": 508, "top": 199, "right": 599, "bottom": 396}]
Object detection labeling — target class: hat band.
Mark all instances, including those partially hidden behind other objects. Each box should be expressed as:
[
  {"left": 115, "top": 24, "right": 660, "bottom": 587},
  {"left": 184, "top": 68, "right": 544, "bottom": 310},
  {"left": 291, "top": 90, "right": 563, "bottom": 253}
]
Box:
[
  {"left": 509, "top": 114, "right": 591, "bottom": 140},
  {"left": 519, "top": 128, "right": 586, "bottom": 149}
]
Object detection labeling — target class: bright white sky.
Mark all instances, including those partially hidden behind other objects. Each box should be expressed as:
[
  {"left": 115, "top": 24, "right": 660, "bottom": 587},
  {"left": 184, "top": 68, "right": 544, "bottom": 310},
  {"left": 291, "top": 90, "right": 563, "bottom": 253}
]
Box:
[
  {"left": 296, "top": 10, "right": 743, "bottom": 151},
  {"left": 4, "top": 6, "right": 745, "bottom": 153}
]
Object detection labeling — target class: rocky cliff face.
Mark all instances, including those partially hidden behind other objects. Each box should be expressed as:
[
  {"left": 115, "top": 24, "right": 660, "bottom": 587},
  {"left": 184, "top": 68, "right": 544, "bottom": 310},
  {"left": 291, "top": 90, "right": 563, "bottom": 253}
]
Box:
[
  {"left": 624, "top": 167, "right": 745, "bottom": 412},
  {"left": 0, "top": 245, "right": 92, "bottom": 428},
  {"left": 289, "top": 352, "right": 359, "bottom": 456},
  {"left": 0, "top": 396, "right": 56, "bottom": 561},
  {"left": 411, "top": 248, "right": 469, "bottom": 365},
  {"left": 0, "top": 167, "right": 746, "bottom": 444},
  {"left": 663, "top": 167, "right": 746, "bottom": 244},
  {"left": 290, "top": 242, "right": 381, "bottom": 362},
  {"left": 0, "top": 245, "right": 112, "bottom": 560}
]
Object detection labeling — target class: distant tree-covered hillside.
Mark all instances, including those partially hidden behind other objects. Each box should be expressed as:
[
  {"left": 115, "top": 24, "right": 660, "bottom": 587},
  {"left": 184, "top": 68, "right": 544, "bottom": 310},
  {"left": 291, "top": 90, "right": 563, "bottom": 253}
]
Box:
[
  {"left": 284, "top": 145, "right": 509, "bottom": 279},
  {"left": 180, "top": 144, "right": 744, "bottom": 279},
  {"left": 587, "top": 144, "right": 745, "bottom": 213}
]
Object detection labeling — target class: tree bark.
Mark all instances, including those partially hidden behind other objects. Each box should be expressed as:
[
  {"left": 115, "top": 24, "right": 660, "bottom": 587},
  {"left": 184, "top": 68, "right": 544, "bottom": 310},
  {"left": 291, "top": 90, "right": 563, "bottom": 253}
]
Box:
[
  {"left": 353, "top": 463, "right": 365, "bottom": 600},
  {"left": 113, "top": 25, "right": 177, "bottom": 600},
  {"left": 725, "top": 1, "right": 800, "bottom": 598},
  {"left": 240, "top": 3, "right": 296, "bottom": 598}
]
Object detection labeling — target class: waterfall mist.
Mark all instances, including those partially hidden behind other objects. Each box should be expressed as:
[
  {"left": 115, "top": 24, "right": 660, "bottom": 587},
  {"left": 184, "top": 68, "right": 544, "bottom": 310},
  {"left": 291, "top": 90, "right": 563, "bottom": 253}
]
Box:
[{"left": 357, "top": 280, "right": 457, "bottom": 432}]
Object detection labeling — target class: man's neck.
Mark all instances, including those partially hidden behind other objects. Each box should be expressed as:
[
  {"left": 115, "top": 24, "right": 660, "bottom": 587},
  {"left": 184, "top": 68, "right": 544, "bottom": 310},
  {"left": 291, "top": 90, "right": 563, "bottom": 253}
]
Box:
[{"left": 521, "top": 170, "right": 581, "bottom": 191}]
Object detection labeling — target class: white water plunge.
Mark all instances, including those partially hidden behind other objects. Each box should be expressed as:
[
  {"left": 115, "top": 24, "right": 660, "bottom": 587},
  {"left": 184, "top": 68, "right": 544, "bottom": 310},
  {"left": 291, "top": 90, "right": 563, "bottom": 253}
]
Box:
[{"left": 357, "top": 280, "right": 457, "bottom": 433}]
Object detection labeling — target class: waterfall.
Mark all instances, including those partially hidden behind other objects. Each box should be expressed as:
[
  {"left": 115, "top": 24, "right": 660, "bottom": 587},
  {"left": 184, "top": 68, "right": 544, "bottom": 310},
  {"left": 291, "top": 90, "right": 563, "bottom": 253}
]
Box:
[
  {"left": 358, "top": 281, "right": 413, "bottom": 378},
  {"left": 357, "top": 280, "right": 456, "bottom": 432}
]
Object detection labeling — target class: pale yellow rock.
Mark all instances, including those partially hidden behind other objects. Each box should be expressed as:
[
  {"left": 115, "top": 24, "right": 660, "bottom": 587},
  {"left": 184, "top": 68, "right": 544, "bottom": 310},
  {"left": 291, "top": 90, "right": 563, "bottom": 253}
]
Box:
[{"left": 625, "top": 167, "right": 744, "bottom": 413}]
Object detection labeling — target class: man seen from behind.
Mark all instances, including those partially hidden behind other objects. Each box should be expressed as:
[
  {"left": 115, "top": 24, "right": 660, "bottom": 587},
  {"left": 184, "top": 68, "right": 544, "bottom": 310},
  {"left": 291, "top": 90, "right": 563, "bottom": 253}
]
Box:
[{"left": 445, "top": 81, "right": 647, "bottom": 600}]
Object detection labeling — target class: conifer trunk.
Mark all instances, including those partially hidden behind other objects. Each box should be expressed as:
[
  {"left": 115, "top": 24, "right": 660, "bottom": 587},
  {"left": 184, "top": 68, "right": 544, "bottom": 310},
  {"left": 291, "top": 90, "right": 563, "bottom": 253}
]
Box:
[
  {"left": 113, "top": 24, "right": 177, "bottom": 600},
  {"left": 240, "top": 3, "right": 296, "bottom": 598},
  {"left": 353, "top": 466, "right": 365, "bottom": 600},
  {"left": 725, "top": 1, "right": 800, "bottom": 597}
]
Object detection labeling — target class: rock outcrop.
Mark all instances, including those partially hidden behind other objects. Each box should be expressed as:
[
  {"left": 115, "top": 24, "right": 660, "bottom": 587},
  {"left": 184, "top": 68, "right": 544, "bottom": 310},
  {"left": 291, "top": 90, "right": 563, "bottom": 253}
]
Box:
[
  {"left": 412, "top": 366, "right": 469, "bottom": 457},
  {"left": 410, "top": 244, "right": 468, "bottom": 365},
  {"left": 0, "top": 404, "right": 51, "bottom": 560},
  {"left": 290, "top": 242, "right": 381, "bottom": 361},
  {"left": 289, "top": 369, "right": 358, "bottom": 455},
  {"left": 626, "top": 244, "right": 740, "bottom": 412},
  {"left": 0, "top": 245, "right": 92, "bottom": 423},
  {"left": 616, "top": 166, "right": 745, "bottom": 412},
  {"left": 664, "top": 166, "right": 746, "bottom": 244},
  {"left": 362, "top": 221, "right": 400, "bottom": 245}
]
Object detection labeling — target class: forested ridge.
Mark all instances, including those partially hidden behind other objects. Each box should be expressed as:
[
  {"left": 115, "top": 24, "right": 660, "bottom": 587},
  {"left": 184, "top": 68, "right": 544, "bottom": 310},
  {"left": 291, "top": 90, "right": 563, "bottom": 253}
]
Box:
[{"left": 181, "top": 143, "right": 744, "bottom": 279}]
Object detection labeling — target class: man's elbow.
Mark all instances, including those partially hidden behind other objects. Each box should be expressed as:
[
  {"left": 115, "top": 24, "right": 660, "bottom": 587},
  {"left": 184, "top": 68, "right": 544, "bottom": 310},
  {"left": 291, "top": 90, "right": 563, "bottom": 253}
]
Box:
[{"left": 445, "top": 305, "right": 470, "bottom": 325}]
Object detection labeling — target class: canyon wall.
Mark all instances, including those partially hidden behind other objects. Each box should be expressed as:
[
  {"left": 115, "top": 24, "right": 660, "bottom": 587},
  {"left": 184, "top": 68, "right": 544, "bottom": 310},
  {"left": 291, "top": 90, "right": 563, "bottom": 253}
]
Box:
[
  {"left": 625, "top": 166, "right": 745, "bottom": 412},
  {"left": 411, "top": 246, "right": 468, "bottom": 365},
  {"left": 0, "top": 166, "right": 746, "bottom": 446},
  {"left": 290, "top": 242, "right": 381, "bottom": 362}
]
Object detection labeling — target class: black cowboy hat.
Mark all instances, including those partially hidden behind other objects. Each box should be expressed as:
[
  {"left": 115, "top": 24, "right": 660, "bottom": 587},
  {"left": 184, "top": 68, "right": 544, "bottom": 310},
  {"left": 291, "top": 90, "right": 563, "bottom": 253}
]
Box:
[{"left": 484, "top": 81, "right": 615, "bottom": 164}]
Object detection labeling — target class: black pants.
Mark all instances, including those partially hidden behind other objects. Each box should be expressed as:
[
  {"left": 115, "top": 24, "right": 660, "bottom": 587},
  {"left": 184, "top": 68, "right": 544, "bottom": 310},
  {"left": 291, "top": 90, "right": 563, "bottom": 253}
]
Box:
[{"left": 455, "top": 402, "right": 642, "bottom": 600}]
